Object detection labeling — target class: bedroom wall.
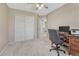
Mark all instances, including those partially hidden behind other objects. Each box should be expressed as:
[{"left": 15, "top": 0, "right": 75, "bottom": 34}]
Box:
[
  {"left": 0, "top": 4, "right": 9, "bottom": 51},
  {"left": 47, "top": 4, "right": 79, "bottom": 30}
]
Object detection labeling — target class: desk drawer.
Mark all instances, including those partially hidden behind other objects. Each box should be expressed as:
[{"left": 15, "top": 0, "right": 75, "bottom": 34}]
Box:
[
  {"left": 70, "top": 49, "right": 79, "bottom": 56},
  {"left": 70, "top": 39, "right": 79, "bottom": 45},
  {"left": 70, "top": 43, "right": 79, "bottom": 51}
]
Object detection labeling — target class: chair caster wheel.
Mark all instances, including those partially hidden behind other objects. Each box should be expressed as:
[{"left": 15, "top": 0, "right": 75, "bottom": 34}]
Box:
[
  {"left": 49, "top": 49, "right": 52, "bottom": 52},
  {"left": 57, "top": 54, "right": 59, "bottom": 56},
  {"left": 63, "top": 51, "right": 65, "bottom": 53}
]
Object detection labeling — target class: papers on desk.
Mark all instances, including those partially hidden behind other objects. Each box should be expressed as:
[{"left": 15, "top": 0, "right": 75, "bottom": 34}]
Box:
[{"left": 71, "top": 30, "right": 79, "bottom": 37}]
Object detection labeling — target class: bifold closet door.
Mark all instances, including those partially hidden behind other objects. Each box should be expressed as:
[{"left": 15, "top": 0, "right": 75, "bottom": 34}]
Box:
[
  {"left": 25, "top": 16, "right": 34, "bottom": 40},
  {"left": 15, "top": 15, "right": 34, "bottom": 41},
  {"left": 15, "top": 15, "right": 25, "bottom": 41}
]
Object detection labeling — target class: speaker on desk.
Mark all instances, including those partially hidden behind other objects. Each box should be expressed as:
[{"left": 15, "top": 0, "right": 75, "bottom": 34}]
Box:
[{"left": 69, "top": 31, "right": 71, "bottom": 35}]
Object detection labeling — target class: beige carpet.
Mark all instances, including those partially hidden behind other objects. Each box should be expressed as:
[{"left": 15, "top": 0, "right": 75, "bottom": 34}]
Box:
[{"left": 0, "top": 38, "right": 69, "bottom": 56}]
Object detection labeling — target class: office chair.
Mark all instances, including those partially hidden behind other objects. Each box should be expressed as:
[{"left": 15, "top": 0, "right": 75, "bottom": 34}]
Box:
[{"left": 48, "top": 29, "right": 65, "bottom": 56}]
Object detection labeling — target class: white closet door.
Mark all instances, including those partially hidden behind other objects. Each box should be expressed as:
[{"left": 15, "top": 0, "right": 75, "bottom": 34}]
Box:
[
  {"left": 25, "top": 16, "right": 34, "bottom": 40},
  {"left": 15, "top": 15, "right": 25, "bottom": 41}
]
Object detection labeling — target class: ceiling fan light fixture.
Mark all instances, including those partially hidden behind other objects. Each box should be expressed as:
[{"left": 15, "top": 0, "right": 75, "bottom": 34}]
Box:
[
  {"left": 38, "top": 7, "right": 42, "bottom": 10},
  {"left": 36, "top": 4, "right": 40, "bottom": 7},
  {"left": 41, "top": 4, "right": 44, "bottom": 7},
  {"left": 35, "top": 3, "right": 48, "bottom": 10}
]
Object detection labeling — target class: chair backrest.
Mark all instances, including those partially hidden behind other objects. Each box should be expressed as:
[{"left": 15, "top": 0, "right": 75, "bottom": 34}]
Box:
[{"left": 48, "top": 29, "right": 63, "bottom": 45}]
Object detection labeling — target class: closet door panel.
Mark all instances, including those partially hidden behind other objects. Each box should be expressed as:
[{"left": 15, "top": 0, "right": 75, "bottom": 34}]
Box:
[
  {"left": 15, "top": 15, "right": 25, "bottom": 41},
  {"left": 25, "top": 16, "right": 34, "bottom": 40}
]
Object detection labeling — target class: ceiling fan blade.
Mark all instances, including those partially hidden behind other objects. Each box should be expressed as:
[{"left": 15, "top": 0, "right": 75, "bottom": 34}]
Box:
[
  {"left": 36, "top": 7, "right": 38, "bottom": 10},
  {"left": 44, "top": 5, "right": 48, "bottom": 9}
]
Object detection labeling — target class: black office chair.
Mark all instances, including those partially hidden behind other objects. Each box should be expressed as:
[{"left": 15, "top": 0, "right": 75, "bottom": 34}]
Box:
[{"left": 48, "top": 29, "right": 65, "bottom": 56}]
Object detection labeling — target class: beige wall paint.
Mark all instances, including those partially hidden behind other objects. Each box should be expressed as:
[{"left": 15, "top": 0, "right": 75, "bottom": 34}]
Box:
[
  {"left": 47, "top": 4, "right": 79, "bottom": 30},
  {"left": 0, "top": 4, "right": 9, "bottom": 51},
  {"left": 9, "top": 8, "right": 38, "bottom": 42}
]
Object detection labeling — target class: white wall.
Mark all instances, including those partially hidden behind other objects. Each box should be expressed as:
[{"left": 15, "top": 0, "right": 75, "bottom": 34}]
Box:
[
  {"left": 47, "top": 4, "right": 79, "bottom": 30},
  {"left": 0, "top": 4, "right": 9, "bottom": 51}
]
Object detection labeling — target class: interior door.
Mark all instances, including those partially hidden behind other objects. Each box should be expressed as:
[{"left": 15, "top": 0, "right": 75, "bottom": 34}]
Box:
[
  {"left": 25, "top": 16, "right": 34, "bottom": 40},
  {"left": 15, "top": 15, "right": 25, "bottom": 41}
]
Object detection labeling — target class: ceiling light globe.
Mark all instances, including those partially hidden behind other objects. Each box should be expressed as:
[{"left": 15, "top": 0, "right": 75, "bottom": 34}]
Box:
[
  {"left": 36, "top": 4, "right": 39, "bottom": 7},
  {"left": 41, "top": 4, "right": 44, "bottom": 7},
  {"left": 38, "top": 7, "right": 42, "bottom": 10}
]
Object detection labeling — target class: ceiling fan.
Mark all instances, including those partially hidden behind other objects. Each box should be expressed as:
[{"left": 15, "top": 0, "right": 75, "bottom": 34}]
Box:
[{"left": 27, "top": 3, "right": 48, "bottom": 10}]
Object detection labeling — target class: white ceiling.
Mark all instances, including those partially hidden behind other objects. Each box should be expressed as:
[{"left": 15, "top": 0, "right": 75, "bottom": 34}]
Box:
[{"left": 7, "top": 3, "right": 65, "bottom": 16}]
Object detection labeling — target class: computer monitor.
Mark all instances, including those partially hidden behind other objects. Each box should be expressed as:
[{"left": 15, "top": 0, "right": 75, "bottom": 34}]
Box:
[{"left": 59, "top": 26, "right": 70, "bottom": 32}]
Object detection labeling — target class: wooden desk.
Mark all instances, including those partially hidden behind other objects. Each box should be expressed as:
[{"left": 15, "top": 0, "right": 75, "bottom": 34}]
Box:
[
  {"left": 59, "top": 32, "right": 79, "bottom": 55},
  {"left": 69, "top": 36, "right": 79, "bottom": 56}
]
